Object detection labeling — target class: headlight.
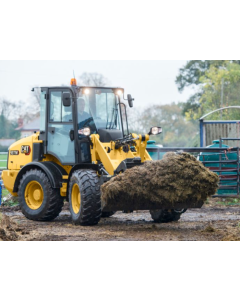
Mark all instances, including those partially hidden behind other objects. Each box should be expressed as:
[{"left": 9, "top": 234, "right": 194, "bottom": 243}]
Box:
[
  {"left": 116, "top": 90, "right": 123, "bottom": 95},
  {"left": 149, "top": 126, "right": 162, "bottom": 135},
  {"left": 78, "top": 127, "right": 91, "bottom": 136},
  {"left": 84, "top": 88, "right": 90, "bottom": 95}
]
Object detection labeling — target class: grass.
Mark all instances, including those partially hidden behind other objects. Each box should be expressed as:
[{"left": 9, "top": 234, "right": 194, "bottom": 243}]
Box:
[
  {"left": 205, "top": 197, "right": 240, "bottom": 207},
  {"left": 0, "top": 154, "right": 7, "bottom": 169},
  {"left": 1, "top": 189, "right": 15, "bottom": 207},
  {"left": 2, "top": 196, "right": 19, "bottom": 207},
  {"left": 2, "top": 189, "right": 9, "bottom": 198},
  {"left": 1, "top": 189, "right": 18, "bottom": 207},
  {"left": 217, "top": 198, "right": 240, "bottom": 206}
]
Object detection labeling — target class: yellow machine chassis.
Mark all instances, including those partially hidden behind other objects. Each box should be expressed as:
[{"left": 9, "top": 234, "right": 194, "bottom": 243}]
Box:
[{"left": 2, "top": 132, "right": 152, "bottom": 199}]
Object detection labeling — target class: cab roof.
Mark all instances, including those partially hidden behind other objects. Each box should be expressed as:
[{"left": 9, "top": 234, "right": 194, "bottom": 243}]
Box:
[{"left": 37, "top": 86, "right": 124, "bottom": 90}]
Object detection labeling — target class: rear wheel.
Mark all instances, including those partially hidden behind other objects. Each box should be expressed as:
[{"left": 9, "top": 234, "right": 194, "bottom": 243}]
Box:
[
  {"left": 150, "top": 209, "right": 187, "bottom": 223},
  {"left": 18, "top": 169, "right": 64, "bottom": 221},
  {"left": 69, "top": 169, "right": 102, "bottom": 226}
]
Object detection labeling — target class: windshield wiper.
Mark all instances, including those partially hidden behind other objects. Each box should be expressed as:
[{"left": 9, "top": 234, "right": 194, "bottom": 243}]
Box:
[{"left": 107, "top": 108, "right": 118, "bottom": 129}]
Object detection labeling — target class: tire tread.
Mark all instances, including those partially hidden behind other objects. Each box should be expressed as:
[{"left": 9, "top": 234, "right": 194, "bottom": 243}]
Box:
[
  {"left": 69, "top": 169, "right": 101, "bottom": 226},
  {"left": 18, "top": 169, "right": 64, "bottom": 221}
]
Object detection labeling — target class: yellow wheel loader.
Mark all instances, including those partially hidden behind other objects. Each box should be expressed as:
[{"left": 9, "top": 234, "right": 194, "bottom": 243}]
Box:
[{"left": 2, "top": 79, "right": 186, "bottom": 225}]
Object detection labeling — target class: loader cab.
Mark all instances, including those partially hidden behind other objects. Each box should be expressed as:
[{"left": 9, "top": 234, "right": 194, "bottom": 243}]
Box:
[{"left": 38, "top": 85, "right": 130, "bottom": 166}]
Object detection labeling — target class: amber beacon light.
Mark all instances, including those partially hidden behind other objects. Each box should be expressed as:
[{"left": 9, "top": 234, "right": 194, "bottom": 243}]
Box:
[{"left": 71, "top": 78, "right": 77, "bottom": 86}]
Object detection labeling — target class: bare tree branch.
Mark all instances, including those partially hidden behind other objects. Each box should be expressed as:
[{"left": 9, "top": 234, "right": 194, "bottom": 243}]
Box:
[
  {"left": 0, "top": 98, "right": 19, "bottom": 119},
  {"left": 79, "top": 72, "right": 110, "bottom": 87}
]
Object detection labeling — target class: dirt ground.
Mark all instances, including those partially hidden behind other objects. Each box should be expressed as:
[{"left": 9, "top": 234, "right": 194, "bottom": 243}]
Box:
[{"left": 1, "top": 199, "right": 240, "bottom": 241}]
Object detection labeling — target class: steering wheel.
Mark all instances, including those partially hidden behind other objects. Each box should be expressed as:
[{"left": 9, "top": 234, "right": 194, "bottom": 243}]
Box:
[{"left": 82, "top": 118, "right": 93, "bottom": 128}]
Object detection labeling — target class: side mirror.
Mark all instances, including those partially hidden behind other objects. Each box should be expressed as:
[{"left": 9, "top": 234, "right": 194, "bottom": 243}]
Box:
[
  {"left": 127, "top": 94, "right": 134, "bottom": 108},
  {"left": 62, "top": 92, "right": 71, "bottom": 107},
  {"left": 149, "top": 127, "right": 162, "bottom": 135}
]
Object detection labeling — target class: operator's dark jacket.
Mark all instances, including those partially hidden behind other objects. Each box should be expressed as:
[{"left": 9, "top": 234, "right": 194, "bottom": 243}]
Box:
[{"left": 78, "top": 111, "right": 90, "bottom": 129}]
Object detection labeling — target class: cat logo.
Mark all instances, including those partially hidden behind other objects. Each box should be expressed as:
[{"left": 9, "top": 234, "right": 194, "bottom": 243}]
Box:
[{"left": 21, "top": 145, "right": 31, "bottom": 155}]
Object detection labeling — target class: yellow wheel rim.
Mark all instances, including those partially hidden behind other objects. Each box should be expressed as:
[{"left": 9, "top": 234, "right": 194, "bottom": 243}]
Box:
[
  {"left": 72, "top": 183, "right": 81, "bottom": 214},
  {"left": 24, "top": 181, "right": 44, "bottom": 210}
]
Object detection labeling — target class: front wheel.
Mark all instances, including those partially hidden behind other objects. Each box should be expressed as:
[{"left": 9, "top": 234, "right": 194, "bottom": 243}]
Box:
[
  {"left": 69, "top": 169, "right": 102, "bottom": 226},
  {"left": 150, "top": 209, "right": 187, "bottom": 223}
]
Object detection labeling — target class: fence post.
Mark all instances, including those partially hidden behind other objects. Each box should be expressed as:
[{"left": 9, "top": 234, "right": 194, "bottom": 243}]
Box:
[
  {"left": 238, "top": 147, "right": 239, "bottom": 196},
  {"left": 200, "top": 120, "right": 204, "bottom": 147},
  {"left": 0, "top": 181, "right": 2, "bottom": 206}
]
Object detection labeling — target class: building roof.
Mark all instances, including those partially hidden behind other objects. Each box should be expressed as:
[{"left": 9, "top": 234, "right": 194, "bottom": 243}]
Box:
[{"left": 16, "top": 117, "right": 40, "bottom": 131}]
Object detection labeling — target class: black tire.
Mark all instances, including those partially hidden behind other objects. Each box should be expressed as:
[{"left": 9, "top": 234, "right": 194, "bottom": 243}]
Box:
[
  {"left": 101, "top": 211, "right": 116, "bottom": 218},
  {"left": 150, "top": 209, "right": 187, "bottom": 223},
  {"left": 18, "top": 169, "right": 64, "bottom": 221},
  {"left": 69, "top": 169, "right": 102, "bottom": 226}
]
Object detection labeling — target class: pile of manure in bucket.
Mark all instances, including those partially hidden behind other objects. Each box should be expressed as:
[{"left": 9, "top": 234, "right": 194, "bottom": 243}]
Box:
[{"left": 101, "top": 152, "right": 219, "bottom": 208}]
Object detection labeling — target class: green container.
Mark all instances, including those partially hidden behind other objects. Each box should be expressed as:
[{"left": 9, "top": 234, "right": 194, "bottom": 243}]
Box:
[
  {"left": 199, "top": 140, "right": 238, "bottom": 195},
  {"left": 147, "top": 140, "right": 165, "bottom": 160}
]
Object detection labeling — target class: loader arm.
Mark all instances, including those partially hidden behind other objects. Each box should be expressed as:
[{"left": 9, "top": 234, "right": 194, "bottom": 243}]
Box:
[{"left": 90, "top": 133, "right": 152, "bottom": 175}]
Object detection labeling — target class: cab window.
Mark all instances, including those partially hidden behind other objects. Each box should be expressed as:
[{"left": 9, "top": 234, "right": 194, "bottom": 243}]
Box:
[{"left": 49, "top": 91, "right": 73, "bottom": 122}]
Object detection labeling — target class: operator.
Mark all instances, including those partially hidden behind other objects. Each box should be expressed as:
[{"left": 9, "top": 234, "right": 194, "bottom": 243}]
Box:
[{"left": 78, "top": 98, "right": 90, "bottom": 128}]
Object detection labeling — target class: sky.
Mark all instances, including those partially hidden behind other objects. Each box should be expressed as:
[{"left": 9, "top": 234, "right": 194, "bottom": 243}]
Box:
[{"left": 0, "top": 60, "right": 193, "bottom": 110}]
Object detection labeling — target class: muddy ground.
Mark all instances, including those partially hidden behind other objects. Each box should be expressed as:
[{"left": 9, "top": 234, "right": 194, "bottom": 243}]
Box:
[{"left": 1, "top": 199, "right": 240, "bottom": 241}]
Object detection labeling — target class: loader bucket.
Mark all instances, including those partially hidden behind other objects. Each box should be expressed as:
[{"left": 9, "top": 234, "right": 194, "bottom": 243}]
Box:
[{"left": 101, "top": 152, "right": 219, "bottom": 212}]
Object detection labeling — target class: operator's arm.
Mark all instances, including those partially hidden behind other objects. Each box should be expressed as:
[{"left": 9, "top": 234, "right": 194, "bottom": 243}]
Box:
[{"left": 78, "top": 112, "right": 91, "bottom": 128}]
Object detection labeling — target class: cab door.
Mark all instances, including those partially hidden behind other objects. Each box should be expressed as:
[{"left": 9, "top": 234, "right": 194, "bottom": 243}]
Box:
[{"left": 47, "top": 89, "right": 75, "bottom": 164}]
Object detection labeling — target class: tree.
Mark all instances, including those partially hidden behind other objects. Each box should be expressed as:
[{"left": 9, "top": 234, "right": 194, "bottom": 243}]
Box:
[
  {"left": 0, "top": 117, "right": 20, "bottom": 140},
  {"left": 127, "top": 102, "right": 199, "bottom": 147},
  {"left": 181, "top": 92, "right": 202, "bottom": 117},
  {"left": 184, "top": 63, "right": 240, "bottom": 120},
  {"left": 0, "top": 99, "right": 21, "bottom": 140},
  {"left": 176, "top": 60, "right": 240, "bottom": 119},
  {"left": 25, "top": 87, "right": 41, "bottom": 119},
  {"left": 176, "top": 60, "right": 240, "bottom": 92},
  {"left": 31, "top": 87, "right": 41, "bottom": 107},
  {"left": 126, "top": 105, "right": 143, "bottom": 134},
  {"left": 0, "top": 98, "right": 21, "bottom": 120},
  {"left": 79, "top": 72, "right": 110, "bottom": 87}
]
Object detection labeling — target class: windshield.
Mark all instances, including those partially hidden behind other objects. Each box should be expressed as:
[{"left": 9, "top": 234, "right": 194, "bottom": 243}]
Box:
[{"left": 77, "top": 88, "right": 123, "bottom": 132}]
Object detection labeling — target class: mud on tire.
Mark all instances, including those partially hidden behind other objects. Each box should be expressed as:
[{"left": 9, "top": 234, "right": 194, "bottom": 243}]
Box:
[
  {"left": 150, "top": 209, "right": 187, "bottom": 223},
  {"left": 18, "top": 169, "right": 64, "bottom": 221},
  {"left": 69, "top": 169, "right": 102, "bottom": 226}
]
